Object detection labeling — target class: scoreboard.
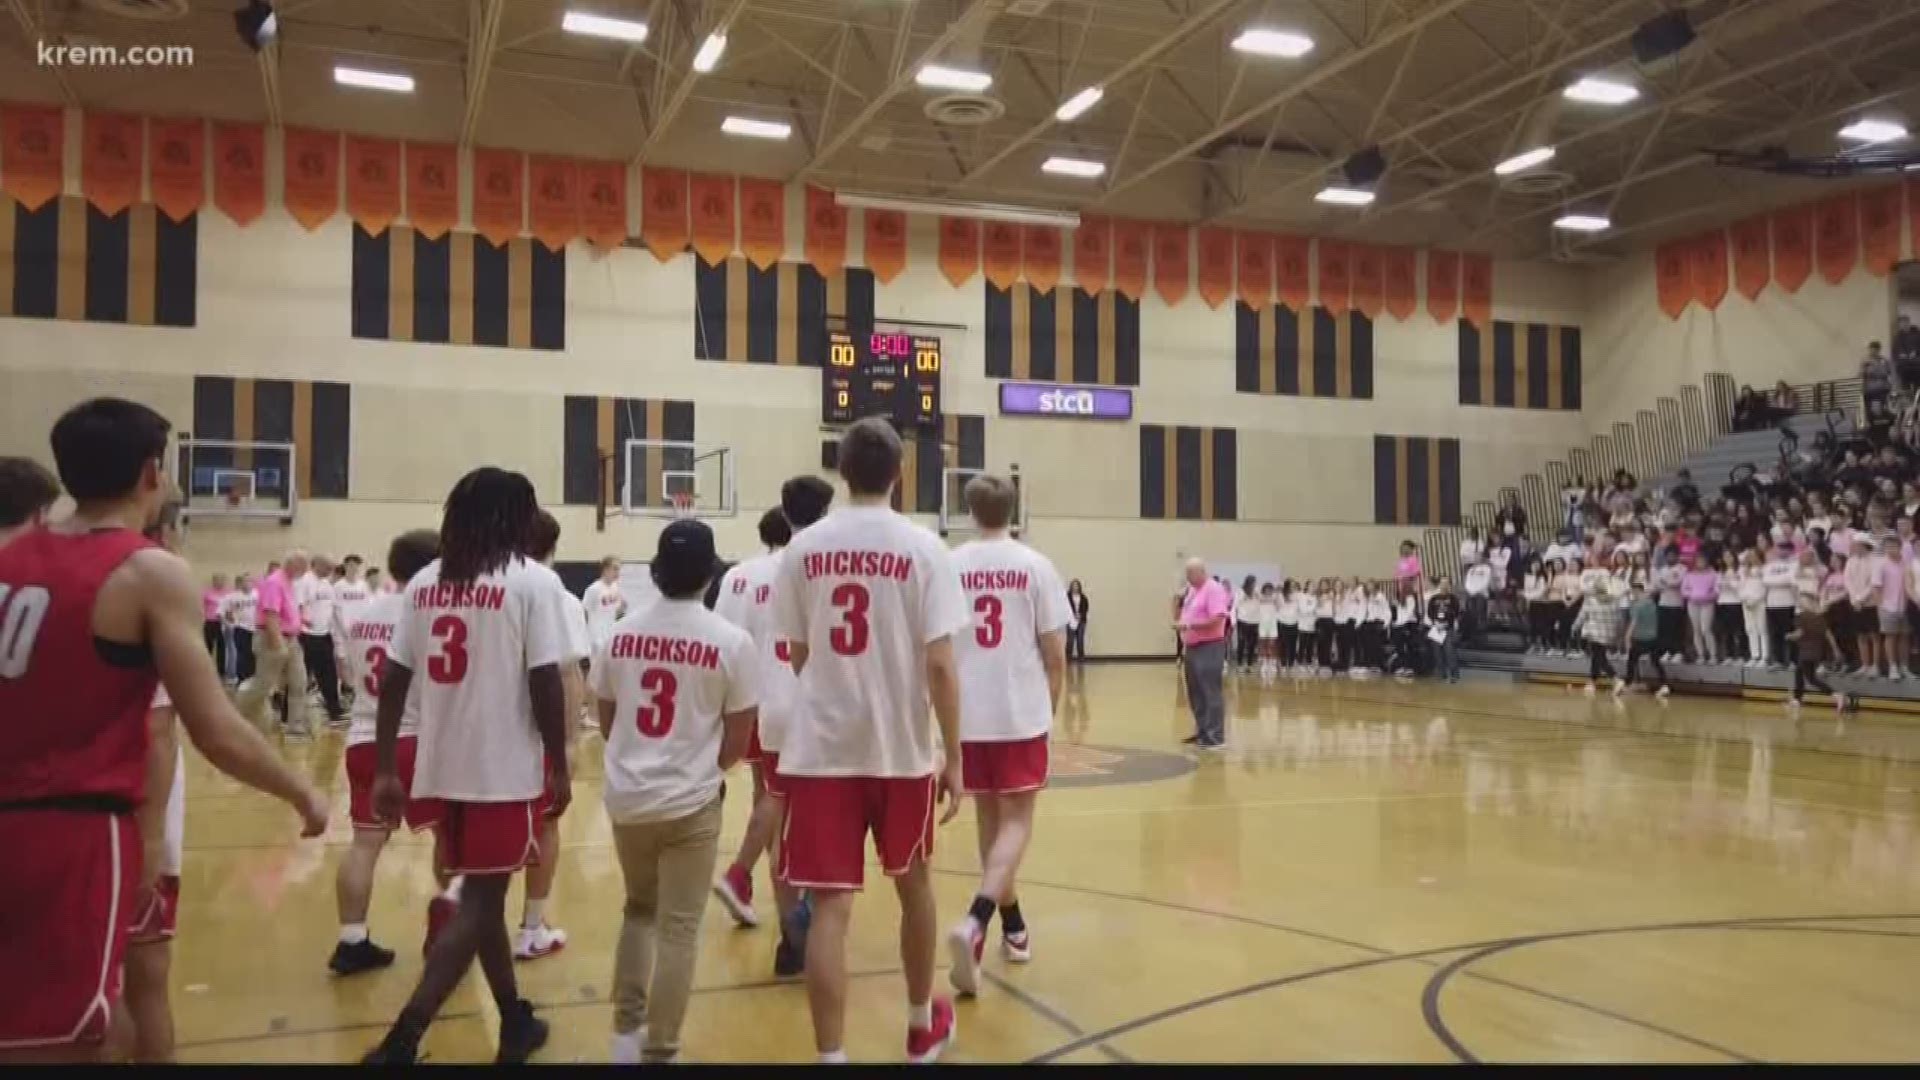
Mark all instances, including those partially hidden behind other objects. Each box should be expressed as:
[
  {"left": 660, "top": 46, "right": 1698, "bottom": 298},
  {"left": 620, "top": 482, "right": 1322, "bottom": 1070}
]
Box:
[{"left": 824, "top": 330, "right": 942, "bottom": 430}]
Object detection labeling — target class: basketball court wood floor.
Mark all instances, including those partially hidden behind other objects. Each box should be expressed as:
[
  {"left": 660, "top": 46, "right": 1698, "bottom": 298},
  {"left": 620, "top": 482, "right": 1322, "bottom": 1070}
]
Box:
[{"left": 170, "top": 665, "right": 1920, "bottom": 1063}]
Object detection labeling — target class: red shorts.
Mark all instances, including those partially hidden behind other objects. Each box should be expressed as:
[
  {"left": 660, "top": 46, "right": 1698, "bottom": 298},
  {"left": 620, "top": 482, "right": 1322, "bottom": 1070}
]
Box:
[
  {"left": 429, "top": 800, "right": 543, "bottom": 876},
  {"left": 127, "top": 875, "right": 181, "bottom": 945},
  {"left": 0, "top": 810, "right": 138, "bottom": 1049},
  {"left": 345, "top": 738, "right": 440, "bottom": 832},
  {"left": 777, "top": 775, "right": 934, "bottom": 891},
  {"left": 745, "top": 725, "right": 766, "bottom": 764},
  {"left": 754, "top": 753, "right": 788, "bottom": 799},
  {"left": 961, "top": 736, "right": 1051, "bottom": 795}
]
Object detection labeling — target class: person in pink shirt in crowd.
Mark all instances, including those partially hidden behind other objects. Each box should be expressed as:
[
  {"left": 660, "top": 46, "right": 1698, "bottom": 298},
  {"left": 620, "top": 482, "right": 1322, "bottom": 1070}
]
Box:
[
  {"left": 202, "top": 573, "right": 232, "bottom": 681},
  {"left": 1680, "top": 556, "right": 1720, "bottom": 663},
  {"left": 237, "top": 551, "right": 312, "bottom": 738},
  {"left": 1878, "top": 530, "right": 1910, "bottom": 680},
  {"left": 1394, "top": 541, "right": 1423, "bottom": 595},
  {"left": 1175, "top": 559, "right": 1233, "bottom": 750}
]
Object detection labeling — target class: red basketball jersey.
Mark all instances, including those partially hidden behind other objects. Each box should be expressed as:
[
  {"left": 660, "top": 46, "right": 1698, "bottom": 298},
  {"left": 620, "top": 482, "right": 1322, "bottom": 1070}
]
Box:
[{"left": 0, "top": 528, "right": 157, "bottom": 808}]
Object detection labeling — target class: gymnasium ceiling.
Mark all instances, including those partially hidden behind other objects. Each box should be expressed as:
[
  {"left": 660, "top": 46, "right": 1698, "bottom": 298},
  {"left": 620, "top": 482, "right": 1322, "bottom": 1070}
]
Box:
[{"left": 3, "top": 0, "right": 1918, "bottom": 261}]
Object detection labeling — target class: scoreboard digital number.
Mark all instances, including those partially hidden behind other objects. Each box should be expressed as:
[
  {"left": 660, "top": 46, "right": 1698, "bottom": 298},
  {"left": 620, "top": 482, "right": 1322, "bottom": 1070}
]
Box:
[{"left": 824, "top": 330, "right": 942, "bottom": 429}]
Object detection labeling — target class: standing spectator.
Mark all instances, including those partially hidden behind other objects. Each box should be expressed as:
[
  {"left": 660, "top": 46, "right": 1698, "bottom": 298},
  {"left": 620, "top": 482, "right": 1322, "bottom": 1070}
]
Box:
[
  {"left": 1621, "top": 582, "right": 1672, "bottom": 698},
  {"left": 1458, "top": 528, "right": 1485, "bottom": 572},
  {"left": 238, "top": 551, "right": 311, "bottom": 737},
  {"left": 1461, "top": 559, "right": 1492, "bottom": 645},
  {"left": 1257, "top": 583, "right": 1281, "bottom": 683},
  {"left": 1714, "top": 551, "right": 1745, "bottom": 664},
  {"left": 1064, "top": 580, "right": 1090, "bottom": 664},
  {"left": 1426, "top": 578, "right": 1462, "bottom": 684},
  {"left": 1391, "top": 584, "right": 1423, "bottom": 676},
  {"left": 1846, "top": 537, "right": 1883, "bottom": 677},
  {"left": 1681, "top": 555, "right": 1720, "bottom": 663},
  {"left": 1276, "top": 581, "right": 1300, "bottom": 672},
  {"left": 202, "top": 573, "right": 232, "bottom": 678},
  {"left": 1863, "top": 341, "right": 1894, "bottom": 417},
  {"left": 1233, "top": 577, "right": 1261, "bottom": 676},
  {"left": 1789, "top": 548, "right": 1853, "bottom": 713},
  {"left": 1395, "top": 541, "right": 1423, "bottom": 594},
  {"left": 296, "top": 554, "right": 346, "bottom": 725},
  {"left": 1294, "top": 584, "right": 1319, "bottom": 675},
  {"left": 1553, "top": 560, "right": 1584, "bottom": 655},
  {"left": 1522, "top": 562, "right": 1549, "bottom": 653},
  {"left": 225, "top": 571, "right": 259, "bottom": 684},
  {"left": 1879, "top": 529, "right": 1909, "bottom": 680},
  {"left": 1175, "top": 559, "right": 1232, "bottom": 750},
  {"left": 1571, "top": 577, "right": 1623, "bottom": 695},
  {"left": 1894, "top": 315, "right": 1920, "bottom": 381},
  {"left": 1363, "top": 582, "right": 1391, "bottom": 675},
  {"left": 1336, "top": 579, "right": 1365, "bottom": 674},
  {"left": 1493, "top": 491, "right": 1527, "bottom": 544},
  {"left": 1654, "top": 552, "right": 1687, "bottom": 662},
  {"left": 1742, "top": 549, "right": 1773, "bottom": 667}
]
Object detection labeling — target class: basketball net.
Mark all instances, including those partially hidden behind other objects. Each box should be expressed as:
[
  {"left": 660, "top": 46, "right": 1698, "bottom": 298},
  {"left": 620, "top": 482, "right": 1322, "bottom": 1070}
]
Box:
[{"left": 669, "top": 491, "right": 696, "bottom": 519}]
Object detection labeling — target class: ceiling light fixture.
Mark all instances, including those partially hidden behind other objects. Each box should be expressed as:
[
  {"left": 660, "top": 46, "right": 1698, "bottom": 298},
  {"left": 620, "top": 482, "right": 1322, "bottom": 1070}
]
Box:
[
  {"left": 1494, "top": 145, "right": 1556, "bottom": 175},
  {"left": 1553, "top": 212, "right": 1611, "bottom": 232},
  {"left": 1839, "top": 119, "right": 1908, "bottom": 144},
  {"left": 692, "top": 32, "right": 727, "bottom": 73},
  {"left": 1055, "top": 86, "right": 1104, "bottom": 122},
  {"left": 1231, "top": 27, "right": 1315, "bottom": 58},
  {"left": 833, "top": 191, "right": 1080, "bottom": 228},
  {"left": 334, "top": 66, "right": 415, "bottom": 93},
  {"left": 916, "top": 63, "right": 993, "bottom": 92},
  {"left": 562, "top": 11, "right": 650, "bottom": 43},
  {"left": 1041, "top": 156, "right": 1105, "bottom": 179},
  {"left": 1563, "top": 76, "right": 1638, "bottom": 105},
  {"left": 721, "top": 116, "right": 791, "bottom": 140},
  {"left": 1315, "top": 185, "right": 1375, "bottom": 207}
]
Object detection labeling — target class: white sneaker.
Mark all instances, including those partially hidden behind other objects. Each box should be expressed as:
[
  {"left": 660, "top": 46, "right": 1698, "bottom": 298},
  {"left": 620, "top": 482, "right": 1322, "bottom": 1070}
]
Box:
[
  {"left": 1656, "top": 685, "right": 1671, "bottom": 699},
  {"left": 1002, "top": 930, "right": 1032, "bottom": 964},
  {"left": 1584, "top": 683, "right": 1597, "bottom": 697},
  {"left": 611, "top": 1028, "right": 646, "bottom": 1065},
  {"left": 515, "top": 923, "right": 568, "bottom": 961},
  {"left": 1610, "top": 680, "right": 1626, "bottom": 698},
  {"left": 947, "top": 921, "right": 983, "bottom": 997}
]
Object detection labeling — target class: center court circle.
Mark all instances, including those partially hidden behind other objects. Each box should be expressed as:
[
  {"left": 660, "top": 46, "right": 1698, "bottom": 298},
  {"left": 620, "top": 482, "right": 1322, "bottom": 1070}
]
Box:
[{"left": 1048, "top": 742, "right": 1198, "bottom": 788}]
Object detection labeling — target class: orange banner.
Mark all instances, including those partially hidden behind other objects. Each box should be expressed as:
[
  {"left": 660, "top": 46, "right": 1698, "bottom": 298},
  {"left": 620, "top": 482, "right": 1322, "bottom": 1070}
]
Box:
[
  {"left": 1023, "top": 224, "right": 1062, "bottom": 293},
  {"left": 578, "top": 160, "right": 628, "bottom": 250},
  {"left": 1910, "top": 178, "right": 1920, "bottom": 266},
  {"left": 938, "top": 216, "right": 978, "bottom": 288},
  {"left": 1654, "top": 241, "right": 1690, "bottom": 318},
  {"left": 1814, "top": 193, "right": 1858, "bottom": 286},
  {"left": 0, "top": 103, "right": 65, "bottom": 210},
  {"left": 983, "top": 221, "right": 1021, "bottom": 290},
  {"left": 737, "top": 177, "right": 784, "bottom": 269},
  {"left": 1112, "top": 218, "right": 1147, "bottom": 300},
  {"left": 1426, "top": 249, "right": 1459, "bottom": 324},
  {"left": 1461, "top": 252, "right": 1492, "bottom": 328},
  {"left": 1274, "top": 234, "right": 1310, "bottom": 310},
  {"left": 1235, "top": 231, "right": 1271, "bottom": 309},
  {"left": 211, "top": 122, "right": 265, "bottom": 226},
  {"left": 1860, "top": 185, "right": 1901, "bottom": 276},
  {"left": 1730, "top": 216, "right": 1769, "bottom": 301},
  {"left": 688, "top": 173, "right": 735, "bottom": 265},
  {"left": 1691, "top": 229, "right": 1728, "bottom": 311},
  {"left": 1153, "top": 225, "right": 1189, "bottom": 306},
  {"left": 344, "top": 134, "right": 401, "bottom": 235},
  {"left": 1195, "top": 227, "right": 1233, "bottom": 309},
  {"left": 147, "top": 117, "right": 205, "bottom": 223},
  {"left": 81, "top": 111, "right": 142, "bottom": 216},
  {"left": 1771, "top": 204, "right": 1812, "bottom": 294},
  {"left": 865, "top": 209, "right": 907, "bottom": 284},
  {"left": 1318, "top": 239, "right": 1352, "bottom": 317},
  {"left": 1074, "top": 216, "right": 1112, "bottom": 295},
  {"left": 805, "top": 185, "right": 848, "bottom": 276},
  {"left": 404, "top": 142, "right": 458, "bottom": 240},
  {"left": 1351, "top": 243, "right": 1384, "bottom": 319},
  {"left": 471, "top": 148, "right": 525, "bottom": 246},
  {"left": 528, "top": 155, "right": 580, "bottom": 252},
  {"left": 1382, "top": 246, "right": 1417, "bottom": 321},
  {"left": 282, "top": 126, "right": 340, "bottom": 231},
  {"left": 640, "top": 167, "right": 689, "bottom": 261}
]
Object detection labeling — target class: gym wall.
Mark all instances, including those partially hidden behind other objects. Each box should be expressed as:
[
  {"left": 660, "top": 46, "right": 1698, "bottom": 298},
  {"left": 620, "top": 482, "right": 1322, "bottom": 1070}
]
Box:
[{"left": 1, "top": 183, "right": 1587, "bottom": 656}]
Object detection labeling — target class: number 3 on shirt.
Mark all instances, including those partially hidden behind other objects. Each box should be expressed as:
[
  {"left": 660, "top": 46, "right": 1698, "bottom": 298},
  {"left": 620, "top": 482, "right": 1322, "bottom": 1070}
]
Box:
[
  {"left": 635, "top": 668, "right": 677, "bottom": 737},
  {"left": 427, "top": 615, "right": 469, "bottom": 684},
  {"left": 363, "top": 646, "right": 387, "bottom": 696},
  {"left": 829, "top": 583, "right": 870, "bottom": 656},
  {"left": 974, "top": 594, "right": 1004, "bottom": 649}
]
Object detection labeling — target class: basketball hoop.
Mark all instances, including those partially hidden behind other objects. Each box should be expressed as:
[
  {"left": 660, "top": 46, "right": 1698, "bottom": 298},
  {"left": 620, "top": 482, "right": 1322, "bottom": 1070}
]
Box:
[
  {"left": 669, "top": 491, "right": 696, "bottom": 519},
  {"left": 224, "top": 488, "right": 245, "bottom": 509}
]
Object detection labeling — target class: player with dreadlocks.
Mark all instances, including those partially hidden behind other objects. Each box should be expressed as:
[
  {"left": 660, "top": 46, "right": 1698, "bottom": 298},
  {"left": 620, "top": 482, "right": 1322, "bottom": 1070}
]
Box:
[{"left": 363, "top": 468, "right": 573, "bottom": 1064}]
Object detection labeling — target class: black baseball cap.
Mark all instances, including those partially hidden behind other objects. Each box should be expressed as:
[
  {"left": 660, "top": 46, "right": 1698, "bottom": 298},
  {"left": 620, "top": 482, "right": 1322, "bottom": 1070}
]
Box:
[{"left": 651, "top": 518, "right": 718, "bottom": 597}]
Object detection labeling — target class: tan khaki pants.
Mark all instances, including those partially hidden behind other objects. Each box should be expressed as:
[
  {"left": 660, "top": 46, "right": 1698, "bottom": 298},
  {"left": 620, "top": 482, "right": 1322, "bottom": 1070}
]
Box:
[
  {"left": 237, "top": 634, "right": 307, "bottom": 736},
  {"left": 610, "top": 794, "right": 723, "bottom": 1061}
]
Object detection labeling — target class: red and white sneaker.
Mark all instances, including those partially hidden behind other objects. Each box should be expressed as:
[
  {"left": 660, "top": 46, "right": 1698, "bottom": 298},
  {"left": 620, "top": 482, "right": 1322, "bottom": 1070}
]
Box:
[
  {"left": 514, "top": 923, "right": 568, "bottom": 960},
  {"left": 1002, "top": 930, "right": 1032, "bottom": 964},
  {"left": 946, "top": 921, "right": 984, "bottom": 997},
  {"left": 423, "top": 895, "right": 456, "bottom": 957},
  {"left": 906, "top": 998, "right": 956, "bottom": 1064},
  {"left": 712, "top": 865, "right": 759, "bottom": 928}
]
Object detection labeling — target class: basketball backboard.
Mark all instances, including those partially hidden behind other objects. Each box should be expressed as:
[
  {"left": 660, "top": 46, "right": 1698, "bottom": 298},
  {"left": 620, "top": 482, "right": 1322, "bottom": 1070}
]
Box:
[
  {"left": 940, "top": 463, "right": 1026, "bottom": 539},
  {"left": 174, "top": 437, "right": 297, "bottom": 524},
  {"left": 610, "top": 439, "right": 737, "bottom": 521}
]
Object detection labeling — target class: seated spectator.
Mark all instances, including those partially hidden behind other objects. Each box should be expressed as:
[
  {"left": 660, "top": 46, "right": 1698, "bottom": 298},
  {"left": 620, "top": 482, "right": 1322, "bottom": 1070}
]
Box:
[
  {"left": 1863, "top": 340, "right": 1895, "bottom": 414},
  {"left": 1771, "top": 381, "right": 1798, "bottom": 419},
  {"left": 1493, "top": 491, "right": 1527, "bottom": 544},
  {"left": 1896, "top": 315, "right": 1920, "bottom": 377}
]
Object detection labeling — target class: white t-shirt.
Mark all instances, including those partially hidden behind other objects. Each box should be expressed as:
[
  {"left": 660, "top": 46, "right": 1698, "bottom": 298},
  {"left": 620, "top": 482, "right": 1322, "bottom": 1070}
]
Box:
[
  {"left": 1296, "top": 594, "right": 1319, "bottom": 624},
  {"left": 771, "top": 505, "right": 969, "bottom": 778},
  {"left": 951, "top": 538, "right": 1069, "bottom": 744},
  {"left": 713, "top": 551, "right": 799, "bottom": 754},
  {"left": 582, "top": 579, "right": 627, "bottom": 648},
  {"left": 333, "top": 577, "right": 374, "bottom": 636},
  {"left": 297, "top": 573, "right": 337, "bottom": 636},
  {"left": 1763, "top": 560, "right": 1798, "bottom": 608},
  {"left": 1463, "top": 565, "right": 1492, "bottom": 597},
  {"left": 593, "top": 597, "right": 758, "bottom": 824},
  {"left": 341, "top": 592, "right": 421, "bottom": 747},
  {"left": 148, "top": 686, "right": 185, "bottom": 877},
  {"left": 1366, "top": 593, "right": 1392, "bottom": 623},
  {"left": 392, "top": 557, "right": 569, "bottom": 802},
  {"left": 555, "top": 585, "right": 591, "bottom": 664},
  {"left": 1338, "top": 590, "right": 1365, "bottom": 624},
  {"left": 223, "top": 587, "right": 258, "bottom": 632},
  {"left": 1257, "top": 600, "right": 1280, "bottom": 637}
]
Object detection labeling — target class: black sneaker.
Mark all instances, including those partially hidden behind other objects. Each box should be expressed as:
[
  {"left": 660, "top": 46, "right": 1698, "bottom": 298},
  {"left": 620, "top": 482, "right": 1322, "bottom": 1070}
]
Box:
[
  {"left": 495, "top": 999, "right": 549, "bottom": 1064},
  {"left": 1180, "top": 734, "right": 1201, "bottom": 745},
  {"left": 773, "top": 937, "right": 804, "bottom": 978},
  {"left": 361, "top": 1038, "right": 418, "bottom": 1064},
  {"left": 329, "top": 938, "right": 397, "bottom": 976}
]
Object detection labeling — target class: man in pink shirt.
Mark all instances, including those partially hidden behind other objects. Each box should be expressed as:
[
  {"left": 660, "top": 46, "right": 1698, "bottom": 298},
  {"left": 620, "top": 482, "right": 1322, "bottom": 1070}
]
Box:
[
  {"left": 1175, "top": 559, "right": 1232, "bottom": 750},
  {"left": 238, "top": 550, "right": 311, "bottom": 737}
]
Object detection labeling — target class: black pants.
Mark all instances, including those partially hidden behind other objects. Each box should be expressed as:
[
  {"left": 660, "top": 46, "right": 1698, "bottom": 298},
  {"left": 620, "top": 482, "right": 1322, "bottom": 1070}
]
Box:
[
  {"left": 1586, "top": 641, "right": 1617, "bottom": 681},
  {"left": 300, "top": 632, "right": 343, "bottom": 719},
  {"left": 1526, "top": 602, "right": 1553, "bottom": 647},
  {"left": 1359, "top": 622, "right": 1384, "bottom": 668},
  {"left": 1066, "top": 625, "right": 1086, "bottom": 662},
  {"left": 1828, "top": 600, "right": 1858, "bottom": 668},
  {"left": 1657, "top": 606, "right": 1686, "bottom": 657},
  {"left": 1317, "top": 619, "right": 1337, "bottom": 667},
  {"left": 1626, "top": 642, "right": 1667, "bottom": 687},
  {"left": 1298, "top": 632, "right": 1317, "bottom": 668},
  {"left": 203, "top": 619, "right": 226, "bottom": 679},
  {"left": 1335, "top": 623, "right": 1357, "bottom": 671},
  {"left": 1766, "top": 607, "right": 1794, "bottom": 665},
  {"left": 232, "top": 627, "right": 255, "bottom": 683},
  {"left": 1793, "top": 659, "right": 1836, "bottom": 701},
  {"left": 1235, "top": 621, "right": 1260, "bottom": 668},
  {"left": 1714, "top": 604, "right": 1745, "bottom": 660},
  {"left": 1278, "top": 625, "right": 1298, "bottom": 666},
  {"left": 1558, "top": 601, "right": 1582, "bottom": 650}
]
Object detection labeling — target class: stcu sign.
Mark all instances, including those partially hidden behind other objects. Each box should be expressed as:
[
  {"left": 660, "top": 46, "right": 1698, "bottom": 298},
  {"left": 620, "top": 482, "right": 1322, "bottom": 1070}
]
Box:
[{"left": 998, "top": 382, "right": 1133, "bottom": 421}]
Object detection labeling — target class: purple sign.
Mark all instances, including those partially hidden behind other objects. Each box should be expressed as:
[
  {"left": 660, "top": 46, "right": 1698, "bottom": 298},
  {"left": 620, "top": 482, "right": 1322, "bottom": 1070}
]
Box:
[{"left": 998, "top": 381, "right": 1134, "bottom": 420}]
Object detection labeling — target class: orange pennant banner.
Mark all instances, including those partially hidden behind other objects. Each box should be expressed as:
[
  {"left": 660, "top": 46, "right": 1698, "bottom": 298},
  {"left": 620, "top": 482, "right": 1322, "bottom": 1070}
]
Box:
[
  {"left": 1460, "top": 252, "right": 1492, "bottom": 328},
  {"left": 1382, "top": 246, "right": 1417, "bottom": 321},
  {"left": 1814, "top": 193, "right": 1858, "bottom": 286},
  {"left": 211, "top": 121, "right": 265, "bottom": 226},
  {"left": 1195, "top": 227, "right": 1233, "bottom": 309},
  {"left": 1859, "top": 185, "right": 1901, "bottom": 276},
  {"left": 805, "top": 185, "right": 848, "bottom": 276},
  {"left": 82, "top": 111, "right": 142, "bottom": 216},
  {"left": 147, "top": 118, "right": 204, "bottom": 223},
  {"left": 528, "top": 155, "right": 580, "bottom": 252},
  {"left": 405, "top": 143, "right": 458, "bottom": 240},
  {"left": 1910, "top": 178, "right": 1920, "bottom": 267},
  {"left": 578, "top": 160, "right": 628, "bottom": 250},
  {"left": 688, "top": 173, "right": 735, "bottom": 266},
  {"left": 1426, "top": 249, "right": 1459, "bottom": 324},
  {"left": 938, "top": 216, "right": 979, "bottom": 289},
  {"left": 1654, "top": 241, "right": 1690, "bottom": 318},
  {"left": 281, "top": 126, "right": 341, "bottom": 231},
  {"left": 983, "top": 220, "right": 1021, "bottom": 291},
  {"left": 1351, "top": 243, "right": 1384, "bottom": 319},
  {"left": 0, "top": 103, "right": 65, "bottom": 210},
  {"left": 1691, "top": 230, "right": 1728, "bottom": 311},
  {"left": 1073, "top": 216, "right": 1112, "bottom": 295},
  {"left": 1112, "top": 218, "right": 1147, "bottom": 300},
  {"left": 865, "top": 209, "right": 907, "bottom": 284},
  {"left": 1771, "top": 204, "right": 1812, "bottom": 294},
  {"left": 1023, "top": 224, "right": 1062, "bottom": 293},
  {"left": 1235, "top": 231, "right": 1272, "bottom": 310},
  {"left": 471, "top": 148, "right": 525, "bottom": 246},
  {"left": 737, "top": 177, "right": 785, "bottom": 269},
  {"left": 1153, "top": 224, "right": 1189, "bottom": 306},
  {"left": 1317, "top": 239, "right": 1352, "bottom": 317},
  {"left": 1730, "top": 216, "right": 1769, "bottom": 301},
  {"left": 641, "top": 167, "right": 689, "bottom": 261},
  {"left": 344, "top": 134, "right": 401, "bottom": 235},
  {"left": 1274, "top": 234, "right": 1310, "bottom": 310}
]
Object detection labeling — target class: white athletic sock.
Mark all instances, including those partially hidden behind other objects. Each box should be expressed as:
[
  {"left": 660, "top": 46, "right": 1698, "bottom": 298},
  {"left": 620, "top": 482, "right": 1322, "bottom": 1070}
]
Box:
[
  {"left": 339, "top": 923, "right": 369, "bottom": 944},
  {"left": 818, "top": 1049, "right": 849, "bottom": 1064},
  {"left": 523, "top": 897, "right": 546, "bottom": 930},
  {"left": 908, "top": 1001, "right": 932, "bottom": 1029}
]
